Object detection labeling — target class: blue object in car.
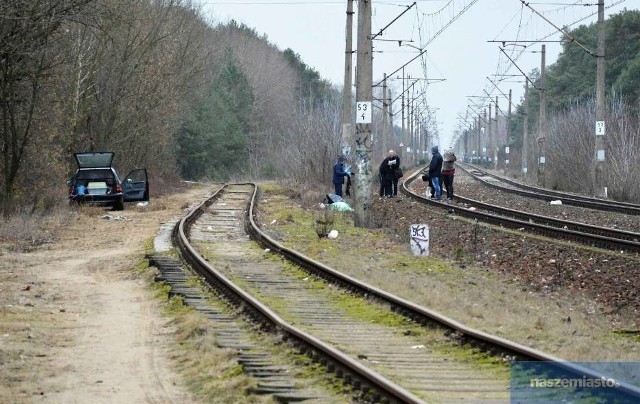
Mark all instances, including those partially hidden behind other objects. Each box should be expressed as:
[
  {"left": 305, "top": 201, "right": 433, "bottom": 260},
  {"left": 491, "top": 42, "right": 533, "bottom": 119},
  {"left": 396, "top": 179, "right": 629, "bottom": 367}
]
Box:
[{"left": 76, "top": 184, "right": 86, "bottom": 195}]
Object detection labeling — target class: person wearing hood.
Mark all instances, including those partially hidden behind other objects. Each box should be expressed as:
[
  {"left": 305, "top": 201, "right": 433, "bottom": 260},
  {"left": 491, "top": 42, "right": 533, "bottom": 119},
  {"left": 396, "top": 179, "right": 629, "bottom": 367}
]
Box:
[
  {"left": 332, "top": 155, "right": 352, "bottom": 197},
  {"left": 442, "top": 147, "right": 457, "bottom": 200},
  {"left": 428, "top": 146, "right": 443, "bottom": 200}
]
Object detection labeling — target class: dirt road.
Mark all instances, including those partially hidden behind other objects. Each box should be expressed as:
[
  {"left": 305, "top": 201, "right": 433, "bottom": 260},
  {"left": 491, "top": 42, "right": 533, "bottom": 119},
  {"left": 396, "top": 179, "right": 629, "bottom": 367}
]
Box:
[{"left": 0, "top": 186, "right": 209, "bottom": 403}]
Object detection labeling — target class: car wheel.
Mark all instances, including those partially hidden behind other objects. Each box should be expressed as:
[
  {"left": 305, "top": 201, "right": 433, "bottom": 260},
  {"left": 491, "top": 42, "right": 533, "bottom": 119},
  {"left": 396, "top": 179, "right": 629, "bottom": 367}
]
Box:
[{"left": 113, "top": 197, "right": 124, "bottom": 211}]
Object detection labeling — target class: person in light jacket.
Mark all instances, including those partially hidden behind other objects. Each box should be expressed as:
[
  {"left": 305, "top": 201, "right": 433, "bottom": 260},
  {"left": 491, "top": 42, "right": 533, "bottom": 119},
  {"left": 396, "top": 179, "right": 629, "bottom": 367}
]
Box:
[
  {"left": 428, "top": 146, "right": 443, "bottom": 200},
  {"left": 442, "top": 147, "right": 457, "bottom": 200}
]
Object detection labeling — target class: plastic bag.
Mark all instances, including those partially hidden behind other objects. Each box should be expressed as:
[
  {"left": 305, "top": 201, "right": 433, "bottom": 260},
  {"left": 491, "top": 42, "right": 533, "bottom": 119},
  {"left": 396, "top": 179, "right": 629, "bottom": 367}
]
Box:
[{"left": 329, "top": 201, "right": 354, "bottom": 212}]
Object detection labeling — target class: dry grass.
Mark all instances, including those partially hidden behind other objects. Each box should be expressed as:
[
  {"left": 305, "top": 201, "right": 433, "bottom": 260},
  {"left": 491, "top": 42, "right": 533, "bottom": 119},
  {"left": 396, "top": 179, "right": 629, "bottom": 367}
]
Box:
[
  {"left": 256, "top": 184, "right": 640, "bottom": 363},
  {"left": 163, "top": 308, "right": 267, "bottom": 404},
  {"left": 0, "top": 204, "right": 73, "bottom": 252}
]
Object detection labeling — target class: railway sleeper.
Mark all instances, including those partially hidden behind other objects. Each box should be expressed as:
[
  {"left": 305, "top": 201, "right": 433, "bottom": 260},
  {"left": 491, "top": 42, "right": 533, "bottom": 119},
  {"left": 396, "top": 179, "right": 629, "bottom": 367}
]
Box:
[{"left": 146, "top": 254, "right": 332, "bottom": 402}]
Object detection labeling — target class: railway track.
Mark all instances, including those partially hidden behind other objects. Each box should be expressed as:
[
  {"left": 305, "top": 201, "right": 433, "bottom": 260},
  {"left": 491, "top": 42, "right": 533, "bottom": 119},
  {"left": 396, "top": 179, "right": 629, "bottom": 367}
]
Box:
[
  {"left": 457, "top": 162, "right": 640, "bottom": 216},
  {"left": 151, "top": 183, "right": 640, "bottom": 403},
  {"left": 404, "top": 169, "right": 640, "bottom": 254}
]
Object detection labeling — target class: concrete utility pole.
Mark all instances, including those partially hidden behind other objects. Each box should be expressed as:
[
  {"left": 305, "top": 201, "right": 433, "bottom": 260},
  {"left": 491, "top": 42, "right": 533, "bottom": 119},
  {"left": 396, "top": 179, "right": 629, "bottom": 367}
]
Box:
[
  {"left": 477, "top": 113, "right": 482, "bottom": 162},
  {"left": 389, "top": 92, "right": 398, "bottom": 162},
  {"left": 464, "top": 129, "right": 469, "bottom": 158},
  {"left": 537, "top": 44, "right": 546, "bottom": 187},
  {"left": 410, "top": 87, "right": 415, "bottom": 163},
  {"left": 483, "top": 108, "right": 487, "bottom": 162},
  {"left": 594, "top": 0, "right": 606, "bottom": 196},
  {"left": 522, "top": 82, "right": 529, "bottom": 179},
  {"left": 506, "top": 89, "right": 512, "bottom": 172},
  {"left": 401, "top": 68, "right": 406, "bottom": 159},
  {"left": 353, "top": 0, "right": 373, "bottom": 227},
  {"left": 341, "top": 0, "right": 354, "bottom": 159},
  {"left": 382, "top": 73, "right": 388, "bottom": 156},
  {"left": 488, "top": 102, "right": 492, "bottom": 166},
  {"left": 494, "top": 96, "right": 499, "bottom": 170}
]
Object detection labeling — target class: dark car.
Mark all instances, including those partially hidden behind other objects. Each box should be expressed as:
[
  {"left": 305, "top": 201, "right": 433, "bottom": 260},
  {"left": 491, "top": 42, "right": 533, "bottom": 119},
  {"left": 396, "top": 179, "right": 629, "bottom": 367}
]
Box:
[{"left": 67, "top": 152, "right": 149, "bottom": 210}]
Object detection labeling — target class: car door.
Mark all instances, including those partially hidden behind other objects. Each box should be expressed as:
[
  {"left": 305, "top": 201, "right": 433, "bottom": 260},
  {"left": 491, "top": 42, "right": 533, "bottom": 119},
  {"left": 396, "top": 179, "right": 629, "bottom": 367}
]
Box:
[{"left": 122, "top": 169, "right": 149, "bottom": 202}]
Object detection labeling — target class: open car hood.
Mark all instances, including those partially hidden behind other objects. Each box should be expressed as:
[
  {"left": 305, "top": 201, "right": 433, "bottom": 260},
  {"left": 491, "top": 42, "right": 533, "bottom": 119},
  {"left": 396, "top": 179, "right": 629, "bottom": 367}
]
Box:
[{"left": 74, "top": 152, "right": 114, "bottom": 168}]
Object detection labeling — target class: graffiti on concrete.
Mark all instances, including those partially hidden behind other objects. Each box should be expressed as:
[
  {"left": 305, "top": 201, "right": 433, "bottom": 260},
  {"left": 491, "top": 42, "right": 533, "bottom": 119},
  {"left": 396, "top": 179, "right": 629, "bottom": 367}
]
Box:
[{"left": 410, "top": 224, "right": 430, "bottom": 256}]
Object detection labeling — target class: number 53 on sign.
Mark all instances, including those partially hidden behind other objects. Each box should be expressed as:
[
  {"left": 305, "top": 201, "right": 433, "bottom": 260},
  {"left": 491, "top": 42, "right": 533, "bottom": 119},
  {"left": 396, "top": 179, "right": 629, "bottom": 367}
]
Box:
[{"left": 356, "top": 101, "right": 372, "bottom": 124}]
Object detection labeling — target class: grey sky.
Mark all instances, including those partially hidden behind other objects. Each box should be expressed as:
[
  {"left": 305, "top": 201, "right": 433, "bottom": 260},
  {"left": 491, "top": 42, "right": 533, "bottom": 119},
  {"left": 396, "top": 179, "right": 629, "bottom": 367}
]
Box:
[{"left": 197, "top": 0, "right": 635, "bottom": 148}]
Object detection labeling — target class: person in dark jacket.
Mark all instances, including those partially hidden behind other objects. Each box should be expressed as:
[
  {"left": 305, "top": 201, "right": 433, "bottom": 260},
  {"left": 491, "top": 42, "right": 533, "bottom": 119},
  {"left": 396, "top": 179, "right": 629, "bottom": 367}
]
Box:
[
  {"left": 332, "top": 155, "right": 352, "bottom": 197},
  {"left": 379, "top": 150, "right": 399, "bottom": 198},
  {"left": 428, "top": 146, "right": 443, "bottom": 200},
  {"left": 387, "top": 150, "right": 401, "bottom": 197}
]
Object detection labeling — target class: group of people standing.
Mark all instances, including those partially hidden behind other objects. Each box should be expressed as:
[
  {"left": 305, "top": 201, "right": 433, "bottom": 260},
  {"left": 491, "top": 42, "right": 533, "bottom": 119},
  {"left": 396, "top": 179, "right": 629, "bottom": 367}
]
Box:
[
  {"left": 332, "top": 146, "right": 456, "bottom": 202},
  {"left": 425, "top": 145, "right": 457, "bottom": 201}
]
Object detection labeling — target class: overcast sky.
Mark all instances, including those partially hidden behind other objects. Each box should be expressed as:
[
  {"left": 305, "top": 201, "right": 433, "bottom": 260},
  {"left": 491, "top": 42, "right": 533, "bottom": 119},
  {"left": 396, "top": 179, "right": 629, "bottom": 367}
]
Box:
[{"left": 196, "top": 0, "right": 635, "bottom": 148}]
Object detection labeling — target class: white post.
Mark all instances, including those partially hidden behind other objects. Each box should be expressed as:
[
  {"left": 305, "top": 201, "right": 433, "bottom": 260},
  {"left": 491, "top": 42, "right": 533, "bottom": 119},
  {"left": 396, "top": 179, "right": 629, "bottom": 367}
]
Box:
[{"left": 410, "top": 224, "right": 430, "bottom": 256}]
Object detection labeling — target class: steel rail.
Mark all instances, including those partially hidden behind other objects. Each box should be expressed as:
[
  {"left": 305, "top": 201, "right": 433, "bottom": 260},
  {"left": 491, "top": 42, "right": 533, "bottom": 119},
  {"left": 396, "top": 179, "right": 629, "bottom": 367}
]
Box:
[
  {"left": 246, "top": 183, "right": 640, "bottom": 401},
  {"left": 458, "top": 162, "right": 640, "bottom": 215},
  {"left": 404, "top": 170, "right": 640, "bottom": 253},
  {"left": 174, "top": 183, "right": 640, "bottom": 402},
  {"left": 173, "top": 183, "right": 424, "bottom": 404},
  {"left": 440, "top": 185, "right": 640, "bottom": 243}
]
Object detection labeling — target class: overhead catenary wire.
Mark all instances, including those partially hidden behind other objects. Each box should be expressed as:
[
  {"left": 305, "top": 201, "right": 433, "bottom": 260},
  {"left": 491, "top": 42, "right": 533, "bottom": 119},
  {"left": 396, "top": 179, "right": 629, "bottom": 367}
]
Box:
[
  {"left": 374, "top": 0, "right": 479, "bottom": 88},
  {"left": 517, "top": 0, "right": 597, "bottom": 57}
]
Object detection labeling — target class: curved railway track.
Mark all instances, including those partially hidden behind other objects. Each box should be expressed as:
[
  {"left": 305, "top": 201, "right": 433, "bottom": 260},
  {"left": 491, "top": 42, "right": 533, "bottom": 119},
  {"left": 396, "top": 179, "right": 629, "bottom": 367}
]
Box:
[
  {"left": 403, "top": 169, "right": 640, "bottom": 254},
  {"left": 155, "top": 183, "right": 640, "bottom": 403},
  {"left": 457, "top": 162, "right": 640, "bottom": 215}
]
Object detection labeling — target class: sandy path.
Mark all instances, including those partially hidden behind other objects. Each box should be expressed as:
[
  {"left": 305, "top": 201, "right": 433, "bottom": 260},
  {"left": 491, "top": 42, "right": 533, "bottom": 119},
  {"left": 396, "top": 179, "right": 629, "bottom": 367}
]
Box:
[{"left": 0, "top": 188, "right": 208, "bottom": 403}]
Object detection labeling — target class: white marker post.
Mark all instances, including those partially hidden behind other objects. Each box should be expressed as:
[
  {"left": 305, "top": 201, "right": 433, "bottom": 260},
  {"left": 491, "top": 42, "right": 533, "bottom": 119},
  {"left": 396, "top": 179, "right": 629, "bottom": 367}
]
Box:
[{"left": 410, "top": 224, "right": 429, "bottom": 256}]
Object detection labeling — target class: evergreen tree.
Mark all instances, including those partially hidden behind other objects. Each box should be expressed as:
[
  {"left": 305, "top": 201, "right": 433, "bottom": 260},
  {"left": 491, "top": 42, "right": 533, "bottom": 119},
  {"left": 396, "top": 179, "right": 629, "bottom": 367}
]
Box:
[{"left": 176, "top": 51, "right": 254, "bottom": 180}]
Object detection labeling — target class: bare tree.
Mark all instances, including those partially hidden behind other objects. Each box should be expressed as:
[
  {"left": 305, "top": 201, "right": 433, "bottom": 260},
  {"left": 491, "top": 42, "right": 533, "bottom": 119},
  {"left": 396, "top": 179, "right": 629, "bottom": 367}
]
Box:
[
  {"left": 1, "top": 0, "right": 93, "bottom": 215},
  {"left": 54, "top": 0, "right": 215, "bottom": 175},
  {"left": 605, "top": 98, "right": 640, "bottom": 202},
  {"left": 546, "top": 96, "right": 640, "bottom": 202},
  {"left": 546, "top": 99, "right": 595, "bottom": 193}
]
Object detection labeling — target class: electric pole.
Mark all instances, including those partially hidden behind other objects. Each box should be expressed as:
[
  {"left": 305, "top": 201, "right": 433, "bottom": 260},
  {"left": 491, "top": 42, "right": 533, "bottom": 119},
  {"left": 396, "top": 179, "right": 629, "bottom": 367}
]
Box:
[
  {"left": 477, "top": 113, "right": 482, "bottom": 163},
  {"left": 594, "top": 0, "right": 606, "bottom": 196},
  {"left": 410, "top": 87, "right": 415, "bottom": 163},
  {"left": 494, "top": 96, "right": 499, "bottom": 170},
  {"left": 522, "top": 82, "right": 529, "bottom": 179},
  {"left": 537, "top": 44, "right": 546, "bottom": 187},
  {"left": 506, "top": 89, "right": 512, "bottom": 173},
  {"left": 382, "top": 73, "right": 388, "bottom": 156},
  {"left": 483, "top": 108, "right": 487, "bottom": 163},
  {"left": 401, "top": 68, "right": 405, "bottom": 162},
  {"left": 389, "top": 92, "right": 397, "bottom": 162},
  {"left": 354, "top": 0, "right": 373, "bottom": 227},
  {"left": 488, "top": 102, "right": 492, "bottom": 167},
  {"left": 341, "top": 0, "right": 354, "bottom": 160}
]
